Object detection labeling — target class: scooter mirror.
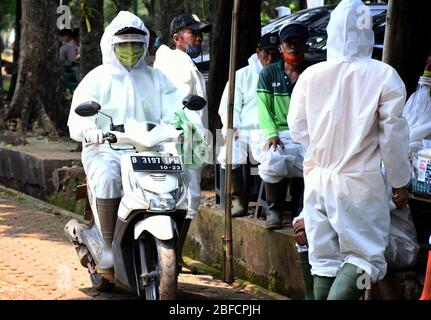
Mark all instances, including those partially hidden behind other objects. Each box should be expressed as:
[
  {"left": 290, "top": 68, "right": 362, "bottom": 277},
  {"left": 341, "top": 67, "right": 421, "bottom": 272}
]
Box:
[
  {"left": 75, "top": 101, "right": 101, "bottom": 117},
  {"left": 182, "top": 94, "right": 207, "bottom": 111}
]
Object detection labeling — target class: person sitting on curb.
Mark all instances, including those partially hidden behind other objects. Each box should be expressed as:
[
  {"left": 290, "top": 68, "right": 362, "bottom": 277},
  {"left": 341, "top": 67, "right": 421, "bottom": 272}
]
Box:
[
  {"left": 256, "top": 22, "right": 311, "bottom": 229},
  {"left": 217, "top": 32, "right": 281, "bottom": 217}
]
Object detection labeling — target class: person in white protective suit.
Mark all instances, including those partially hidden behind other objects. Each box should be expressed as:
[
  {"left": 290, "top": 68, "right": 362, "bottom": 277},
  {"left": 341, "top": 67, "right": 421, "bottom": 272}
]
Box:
[
  {"left": 292, "top": 172, "right": 420, "bottom": 300},
  {"left": 217, "top": 32, "right": 281, "bottom": 217},
  {"left": 153, "top": 13, "right": 211, "bottom": 269},
  {"left": 403, "top": 54, "right": 431, "bottom": 153},
  {"left": 288, "top": 0, "right": 411, "bottom": 300},
  {"left": 67, "top": 11, "right": 186, "bottom": 274}
]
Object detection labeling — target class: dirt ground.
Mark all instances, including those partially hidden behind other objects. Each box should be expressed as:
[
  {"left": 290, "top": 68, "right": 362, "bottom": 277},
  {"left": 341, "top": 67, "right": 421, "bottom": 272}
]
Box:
[{"left": 0, "top": 190, "right": 273, "bottom": 300}]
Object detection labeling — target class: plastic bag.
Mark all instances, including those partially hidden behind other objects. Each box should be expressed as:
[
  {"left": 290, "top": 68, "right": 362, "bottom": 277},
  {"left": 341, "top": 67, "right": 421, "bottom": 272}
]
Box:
[
  {"left": 382, "top": 164, "right": 420, "bottom": 269},
  {"left": 168, "top": 110, "right": 209, "bottom": 169},
  {"left": 385, "top": 206, "right": 420, "bottom": 270}
]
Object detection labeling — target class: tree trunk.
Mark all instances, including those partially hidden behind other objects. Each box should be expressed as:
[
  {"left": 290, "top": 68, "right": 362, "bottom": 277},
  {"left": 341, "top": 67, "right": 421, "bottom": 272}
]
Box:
[
  {"left": 383, "top": 0, "right": 431, "bottom": 96},
  {"left": 5, "top": 0, "right": 65, "bottom": 136},
  {"left": 207, "top": 0, "right": 261, "bottom": 135},
  {"left": 158, "top": 0, "right": 186, "bottom": 46},
  {"left": 6, "top": 0, "right": 21, "bottom": 101},
  {"left": 80, "top": 0, "right": 104, "bottom": 80},
  {"left": 113, "top": 0, "right": 132, "bottom": 12}
]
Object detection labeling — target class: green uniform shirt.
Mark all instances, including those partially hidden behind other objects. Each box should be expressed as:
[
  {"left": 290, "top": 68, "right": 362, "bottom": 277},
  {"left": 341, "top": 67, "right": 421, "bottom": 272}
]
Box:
[{"left": 257, "top": 59, "right": 308, "bottom": 139}]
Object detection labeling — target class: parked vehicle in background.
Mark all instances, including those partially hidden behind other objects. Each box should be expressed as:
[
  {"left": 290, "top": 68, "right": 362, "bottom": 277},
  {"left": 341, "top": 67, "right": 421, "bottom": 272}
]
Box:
[
  {"left": 261, "top": 3, "right": 388, "bottom": 63},
  {"left": 196, "top": 4, "right": 388, "bottom": 81},
  {"left": 261, "top": 5, "right": 337, "bottom": 36}
]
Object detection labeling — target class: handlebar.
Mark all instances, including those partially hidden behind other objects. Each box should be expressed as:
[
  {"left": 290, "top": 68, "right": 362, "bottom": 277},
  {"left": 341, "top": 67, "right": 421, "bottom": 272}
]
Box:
[{"left": 103, "top": 132, "right": 117, "bottom": 143}]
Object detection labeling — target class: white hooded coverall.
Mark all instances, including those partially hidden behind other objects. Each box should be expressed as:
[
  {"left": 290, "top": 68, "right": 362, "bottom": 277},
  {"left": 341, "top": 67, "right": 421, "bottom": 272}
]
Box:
[
  {"left": 288, "top": 0, "right": 411, "bottom": 282},
  {"left": 403, "top": 77, "right": 431, "bottom": 153},
  {"left": 67, "top": 11, "right": 184, "bottom": 200},
  {"left": 154, "top": 44, "right": 208, "bottom": 220},
  {"left": 217, "top": 53, "right": 264, "bottom": 169}
]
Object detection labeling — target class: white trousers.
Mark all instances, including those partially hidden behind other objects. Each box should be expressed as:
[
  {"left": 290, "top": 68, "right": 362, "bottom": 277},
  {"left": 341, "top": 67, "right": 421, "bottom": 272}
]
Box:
[
  {"left": 303, "top": 167, "right": 390, "bottom": 283},
  {"left": 82, "top": 146, "right": 125, "bottom": 199},
  {"left": 217, "top": 130, "right": 261, "bottom": 170},
  {"left": 185, "top": 168, "right": 202, "bottom": 220},
  {"left": 257, "top": 130, "right": 305, "bottom": 183}
]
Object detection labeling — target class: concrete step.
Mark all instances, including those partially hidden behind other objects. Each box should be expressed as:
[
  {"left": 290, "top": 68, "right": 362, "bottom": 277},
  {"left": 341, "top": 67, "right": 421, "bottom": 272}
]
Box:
[{"left": 185, "top": 207, "right": 305, "bottom": 299}]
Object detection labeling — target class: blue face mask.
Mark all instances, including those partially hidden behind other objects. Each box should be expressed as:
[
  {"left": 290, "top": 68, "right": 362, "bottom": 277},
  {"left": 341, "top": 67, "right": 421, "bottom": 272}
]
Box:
[{"left": 186, "top": 42, "right": 202, "bottom": 59}]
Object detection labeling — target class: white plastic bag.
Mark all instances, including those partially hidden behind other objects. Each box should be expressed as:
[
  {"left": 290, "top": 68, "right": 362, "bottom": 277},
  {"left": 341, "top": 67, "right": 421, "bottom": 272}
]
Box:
[
  {"left": 385, "top": 206, "right": 420, "bottom": 269},
  {"left": 382, "top": 164, "right": 420, "bottom": 269}
]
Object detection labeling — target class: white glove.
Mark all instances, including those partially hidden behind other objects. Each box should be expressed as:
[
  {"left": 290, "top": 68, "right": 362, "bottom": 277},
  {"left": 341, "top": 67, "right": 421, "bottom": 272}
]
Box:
[{"left": 83, "top": 128, "right": 104, "bottom": 145}]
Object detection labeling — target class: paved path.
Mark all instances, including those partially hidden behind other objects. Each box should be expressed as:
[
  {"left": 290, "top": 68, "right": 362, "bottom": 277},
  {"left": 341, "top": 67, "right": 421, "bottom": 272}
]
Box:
[{"left": 0, "top": 190, "right": 272, "bottom": 300}]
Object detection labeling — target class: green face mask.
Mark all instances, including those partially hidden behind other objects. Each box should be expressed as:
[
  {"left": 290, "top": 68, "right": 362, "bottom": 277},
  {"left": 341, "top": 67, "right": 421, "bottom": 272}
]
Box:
[{"left": 114, "top": 42, "right": 145, "bottom": 70}]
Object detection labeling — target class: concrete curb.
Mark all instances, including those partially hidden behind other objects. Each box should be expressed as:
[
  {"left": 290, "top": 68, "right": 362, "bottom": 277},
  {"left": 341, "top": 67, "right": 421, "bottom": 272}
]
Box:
[
  {"left": 183, "top": 256, "right": 291, "bottom": 300},
  {"left": 0, "top": 185, "right": 86, "bottom": 223}
]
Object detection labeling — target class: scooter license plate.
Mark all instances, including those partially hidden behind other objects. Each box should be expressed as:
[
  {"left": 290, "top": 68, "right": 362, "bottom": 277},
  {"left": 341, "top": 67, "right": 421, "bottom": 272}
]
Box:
[{"left": 131, "top": 156, "right": 183, "bottom": 172}]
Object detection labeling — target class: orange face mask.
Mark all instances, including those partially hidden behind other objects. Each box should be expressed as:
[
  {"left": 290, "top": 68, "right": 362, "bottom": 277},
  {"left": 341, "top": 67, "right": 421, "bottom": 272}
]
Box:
[{"left": 283, "top": 52, "right": 304, "bottom": 67}]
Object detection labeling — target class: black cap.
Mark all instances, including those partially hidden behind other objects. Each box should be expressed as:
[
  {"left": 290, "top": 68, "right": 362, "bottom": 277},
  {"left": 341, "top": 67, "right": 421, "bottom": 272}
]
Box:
[
  {"left": 279, "top": 22, "right": 310, "bottom": 43},
  {"left": 115, "top": 27, "right": 147, "bottom": 36},
  {"left": 170, "top": 14, "right": 212, "bottom": 36},
  {"left": 258, "top": 32, "right": 280, "bottom": 50},
  {"left": 58, "top": 28, "right": 74, "bottom": 37}
]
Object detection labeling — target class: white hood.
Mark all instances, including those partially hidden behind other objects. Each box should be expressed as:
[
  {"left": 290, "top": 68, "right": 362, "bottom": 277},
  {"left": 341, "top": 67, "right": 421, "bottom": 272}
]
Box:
[
  {"left": 326, "top": 0, "right": 374, "bottom": 61},
  {"left": 248, "top": 53, "right": 263, "bottom": 75},
  {"left": 68, "top": 11, "right": 186, "bottom": 143},
  {"left": 100, "top": 11, "right": 150, "bottom": 73}
]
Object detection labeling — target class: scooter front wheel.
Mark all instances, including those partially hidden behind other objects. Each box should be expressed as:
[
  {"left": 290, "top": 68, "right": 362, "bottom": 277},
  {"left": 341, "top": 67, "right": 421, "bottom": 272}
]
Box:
[
  {"left": 155, "top": 238, "right": 177, "bottom": 300},
  {"left": 137, "top": 237, "right": 177, "bottom": 300}
]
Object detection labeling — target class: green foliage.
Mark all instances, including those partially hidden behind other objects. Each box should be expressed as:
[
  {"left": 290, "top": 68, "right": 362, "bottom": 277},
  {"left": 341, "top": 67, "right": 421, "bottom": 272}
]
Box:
[
  {"left": 261, "top": 11, "right": 271, "bottom": 26},
  {"left": 289, "top": 1, "right": 299, "bottom": 13},
  {"left": 261, "top": 0, "right": 300, "bottom": 23},
  {"left": 0, "top": 0, "right": 16, "bottom": 31},
  {"left": 104, "top": 0, "right": 119, "bottom": 26}
]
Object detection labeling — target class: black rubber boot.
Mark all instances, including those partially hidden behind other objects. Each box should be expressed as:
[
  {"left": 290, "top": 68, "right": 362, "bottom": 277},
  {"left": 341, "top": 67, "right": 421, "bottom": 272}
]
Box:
[
  {"left": 230, "top": 168, "right": 247, "bottom": 217},
  {"left": 299, "top": 251, "right": 315, "bottom": 300},
  {"left": 313, "top": 275, "right": 336, "bottom": 300},
  {"left": 96, "top": 198, "right": 121, "bottom": 274},
  {"left": 264, "top": 180, "right": 287, "bottom": 229},
  {"left": 176, "top": 218, "right": 197, "bottom": 274},
  {"left": 327, "top": 263, "right": 367, "bottom": 300}
]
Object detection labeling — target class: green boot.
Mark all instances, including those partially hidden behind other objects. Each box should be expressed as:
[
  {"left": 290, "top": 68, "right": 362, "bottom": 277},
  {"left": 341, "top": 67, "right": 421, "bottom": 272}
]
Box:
[
  {"left": 327, "top": 263, "right": 366, "bottom": 300},
  {"left": 313, "top": 275, "right": 335, "bottom": 300},
  {"left": 299, "top": 251, "right": 314, "bottom": 300},
  {"left": 176, "top": 219, "right": 197, "bottom": 274}
]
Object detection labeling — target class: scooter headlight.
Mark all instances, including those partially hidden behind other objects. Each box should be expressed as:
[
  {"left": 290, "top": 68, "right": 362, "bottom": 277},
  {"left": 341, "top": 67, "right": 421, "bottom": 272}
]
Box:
[{"left": 144, "top": 190, "right": 176, "bottom": 211}]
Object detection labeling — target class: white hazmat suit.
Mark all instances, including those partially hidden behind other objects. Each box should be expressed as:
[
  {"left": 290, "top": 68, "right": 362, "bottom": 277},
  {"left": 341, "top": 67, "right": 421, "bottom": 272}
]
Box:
[
  {"left": 403, "top": 76, "right": 431, "bottom": 153},
  {"left": 67, "top": 12, "right": 184, "bottom": 200},
  {"left": 288, "top": 0, "right": 411, "bottom": 283},
  {"left": 154, "top": 44, "right": 208, "bottom": 220},
  {"left": 217, "top": 53, "right": 264, "bottom": 169}
]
